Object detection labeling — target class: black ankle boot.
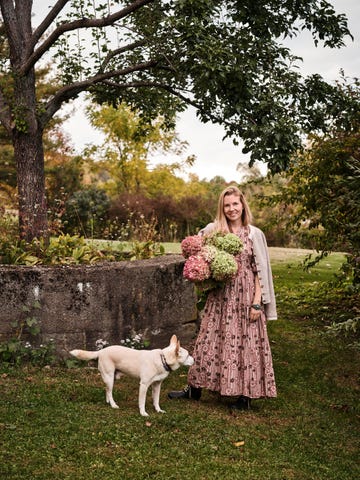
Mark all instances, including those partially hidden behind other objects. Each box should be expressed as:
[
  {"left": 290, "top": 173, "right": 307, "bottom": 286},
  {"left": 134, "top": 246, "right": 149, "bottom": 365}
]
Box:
[
  {"left": 168, "top": 385, "right": 202, "bottom": 400},
  {"left": 230, "top": 395, "right": 251, "bottom": 410}
]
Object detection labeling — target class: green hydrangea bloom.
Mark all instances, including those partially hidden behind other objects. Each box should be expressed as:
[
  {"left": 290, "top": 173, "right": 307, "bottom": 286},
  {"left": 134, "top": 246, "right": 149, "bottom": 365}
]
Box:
[
  {"left": 206, "top": 232, "right": 243, "bottom": 255},
  {"left": 210, "top": 250, "right": 238, "bottom": 281}
]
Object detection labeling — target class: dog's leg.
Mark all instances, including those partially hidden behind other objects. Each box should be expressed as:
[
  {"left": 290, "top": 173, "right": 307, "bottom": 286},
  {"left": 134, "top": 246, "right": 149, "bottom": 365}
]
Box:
[
  {"left": 152, "top": 381, "right": 165, "bottom": 414},
  {"left": 138, "top": 382, "right": 150, "bottom": 416},
  {"left": 101, "top": 371, "right": 119, "bottom": 409}
]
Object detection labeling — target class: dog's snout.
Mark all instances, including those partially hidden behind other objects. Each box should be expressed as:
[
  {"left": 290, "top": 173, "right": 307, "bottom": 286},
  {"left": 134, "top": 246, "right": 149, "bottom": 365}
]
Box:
[{"left": 185, "top": 355, "right": 195, "bottom": 367}]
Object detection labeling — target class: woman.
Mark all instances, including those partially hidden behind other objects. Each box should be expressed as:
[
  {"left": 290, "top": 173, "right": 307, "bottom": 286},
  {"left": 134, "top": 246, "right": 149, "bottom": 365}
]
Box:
[{"left": 168, "top": 186, "right": 277, "bottom": 410}]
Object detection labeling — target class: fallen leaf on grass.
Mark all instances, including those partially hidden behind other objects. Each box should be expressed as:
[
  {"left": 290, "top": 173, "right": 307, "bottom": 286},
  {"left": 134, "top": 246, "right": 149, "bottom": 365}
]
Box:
[
  {"left": 233, "top": 441, "right": 245, "bottom": 447},
  {"left": 145, "top": 421, "right": 152, "bottom": 427}
]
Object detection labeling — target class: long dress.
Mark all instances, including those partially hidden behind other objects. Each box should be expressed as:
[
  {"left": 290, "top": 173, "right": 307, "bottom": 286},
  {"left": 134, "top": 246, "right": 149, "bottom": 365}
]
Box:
[{"left": 187, "top": 226, "right": 277, "bottom": 398}]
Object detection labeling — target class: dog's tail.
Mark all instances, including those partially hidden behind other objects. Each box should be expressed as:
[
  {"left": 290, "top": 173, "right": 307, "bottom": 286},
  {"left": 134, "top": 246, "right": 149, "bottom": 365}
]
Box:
[{"left": 69, "top": 349, "right": 100, "bottom": 361}]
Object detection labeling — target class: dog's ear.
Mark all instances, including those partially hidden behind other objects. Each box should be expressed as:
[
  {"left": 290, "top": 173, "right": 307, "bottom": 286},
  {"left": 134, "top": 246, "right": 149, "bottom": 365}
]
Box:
[
  {"left": 176, "top": 340, "right": 180, "bottom": 357},
  {"left": 170, "top": 334, "right": 177, "bottom": 345}
]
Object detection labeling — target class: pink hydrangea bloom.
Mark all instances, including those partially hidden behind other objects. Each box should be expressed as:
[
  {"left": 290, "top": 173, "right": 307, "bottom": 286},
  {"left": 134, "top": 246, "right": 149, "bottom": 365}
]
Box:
[
  {"left": 183, "top": 254, "right": 211, "bottom": 282},
  {"left": 181, "top": 235, "right": 204, "bottom": 258},
  {"left": 200, "top": 245, "right": 218, "bottom": 263}
]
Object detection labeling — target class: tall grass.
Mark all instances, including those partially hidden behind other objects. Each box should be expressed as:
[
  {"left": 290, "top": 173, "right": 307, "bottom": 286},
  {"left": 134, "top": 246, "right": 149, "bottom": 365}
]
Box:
[{"left": 0, "top": 250, "right": 359, "bottom": 480}]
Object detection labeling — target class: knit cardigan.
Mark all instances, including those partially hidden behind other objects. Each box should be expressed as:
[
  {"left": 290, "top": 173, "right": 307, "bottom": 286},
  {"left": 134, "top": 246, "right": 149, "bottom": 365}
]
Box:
[{"left": 199, "top": 223, "right": 277, "bottom": 321}]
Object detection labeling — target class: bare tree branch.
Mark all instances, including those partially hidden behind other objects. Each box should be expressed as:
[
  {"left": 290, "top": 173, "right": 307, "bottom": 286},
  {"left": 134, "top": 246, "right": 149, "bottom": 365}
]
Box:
[
  {"left": 41, "top": 59, "right": 158, "bottom": 125},
  {"left": 101, "top": 79, "right": 235, "bottom": 128},
  {"left": 0, "top": 0, "right": 21, "bottom": 60},
  {"left": 31, "top": 0, "right": 70, "bottom": 47},
  {"left": 102, "top": 79, "right": 197, "bottom": 107},
  {"left": 100, "top": 38, "right": 148, "bottom": 72},
  {"left": 22, "top": 0, "right": 155, "bottom": 75}
]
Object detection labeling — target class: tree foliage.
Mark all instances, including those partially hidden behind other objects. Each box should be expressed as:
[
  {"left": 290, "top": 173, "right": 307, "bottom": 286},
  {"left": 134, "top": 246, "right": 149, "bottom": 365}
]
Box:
[
  {"left": 0, "top": 0, "right": 355, "bottom": 240},
  {"left": 85, "top": 102, "right": 192, "bottom": 196},
  {"left": 278, "top": 76, "right": 360, "bottom": 283}
]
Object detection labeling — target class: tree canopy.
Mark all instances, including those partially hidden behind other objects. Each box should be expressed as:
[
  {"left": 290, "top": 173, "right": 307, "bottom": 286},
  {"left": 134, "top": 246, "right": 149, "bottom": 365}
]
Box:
[
  {"left": 0, "top": 0, "right": 355, "bottom": 240},
  {"left": 275, "top": 75, "right": 360, "bottom": 283},
  {"left": 85, "top": 103, "right": 193, "bottom": 196}
]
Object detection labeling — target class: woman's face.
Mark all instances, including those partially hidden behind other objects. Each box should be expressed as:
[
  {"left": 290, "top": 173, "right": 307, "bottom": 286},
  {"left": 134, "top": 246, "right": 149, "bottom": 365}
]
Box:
[{"left": 223, "top": 194, "right": 243, "bottom": 223}]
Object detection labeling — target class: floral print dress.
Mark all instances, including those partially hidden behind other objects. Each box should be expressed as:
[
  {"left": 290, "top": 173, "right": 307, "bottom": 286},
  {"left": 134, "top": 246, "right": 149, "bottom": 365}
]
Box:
[{"left": 187, "top": 226, "right": 277, "bottom": 398}]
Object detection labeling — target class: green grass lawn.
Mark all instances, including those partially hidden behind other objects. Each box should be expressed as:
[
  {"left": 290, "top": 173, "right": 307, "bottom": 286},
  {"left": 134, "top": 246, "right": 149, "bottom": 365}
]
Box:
[{"left": 1, "top": 250, "right": 359, "bottom": 480}]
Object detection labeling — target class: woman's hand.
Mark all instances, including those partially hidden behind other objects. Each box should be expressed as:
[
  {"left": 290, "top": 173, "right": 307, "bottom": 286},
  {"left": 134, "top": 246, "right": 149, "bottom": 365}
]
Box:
[{"left": 250, "top": 304, "right": 262, "bottom": 322}]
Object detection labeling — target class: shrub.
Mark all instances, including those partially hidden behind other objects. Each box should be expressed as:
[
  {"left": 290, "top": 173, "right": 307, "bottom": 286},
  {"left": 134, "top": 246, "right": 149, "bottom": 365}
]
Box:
[
  {"left": 0, "top": 235, "right": 106, "bottom": 265},
  {"left": 0, "top": 301, "right": 56, "bottom": 367},
  {"left": 62, "top": 187, "right": 110, "bottom": 237}
]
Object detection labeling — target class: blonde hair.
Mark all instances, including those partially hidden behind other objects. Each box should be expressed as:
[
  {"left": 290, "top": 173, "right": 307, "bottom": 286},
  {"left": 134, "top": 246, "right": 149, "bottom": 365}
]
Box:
[{"left": 214, "top": 186, "right": 252, "bottom": 232}]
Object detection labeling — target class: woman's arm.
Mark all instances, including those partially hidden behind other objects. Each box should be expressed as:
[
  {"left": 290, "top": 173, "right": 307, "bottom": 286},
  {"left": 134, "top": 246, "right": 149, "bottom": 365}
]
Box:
[{"left": 250, "top": 273, "right": 262, "bottom": 322}]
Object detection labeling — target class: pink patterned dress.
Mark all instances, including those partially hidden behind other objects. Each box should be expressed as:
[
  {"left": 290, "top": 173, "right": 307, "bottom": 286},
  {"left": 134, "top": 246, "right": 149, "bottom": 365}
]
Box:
[{"left": 187, "top": 226, "right": 277, "bottom": 398}]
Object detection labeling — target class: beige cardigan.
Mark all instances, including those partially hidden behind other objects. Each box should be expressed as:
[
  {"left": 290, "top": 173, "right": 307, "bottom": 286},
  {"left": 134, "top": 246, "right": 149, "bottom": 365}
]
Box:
[{"left": 199, "top": 223, "right": 277, "bottom": 320}]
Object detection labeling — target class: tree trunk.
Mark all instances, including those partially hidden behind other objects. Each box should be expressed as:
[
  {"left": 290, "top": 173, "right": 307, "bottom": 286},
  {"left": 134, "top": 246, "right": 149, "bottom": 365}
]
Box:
[
  {"left": 14, "top": 130, "right": 48, "bottom": 242},
  {"left": 10, "top": 32, "right": 49, "bottom": 242},
  {"left": 0, "top": 1, "right": 49, "bottom": 242}
]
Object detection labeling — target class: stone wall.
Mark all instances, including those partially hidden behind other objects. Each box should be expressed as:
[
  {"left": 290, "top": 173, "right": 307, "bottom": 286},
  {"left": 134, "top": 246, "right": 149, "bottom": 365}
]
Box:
[{"left": 0, "top": 255, "right": 198, "bottom": 356}]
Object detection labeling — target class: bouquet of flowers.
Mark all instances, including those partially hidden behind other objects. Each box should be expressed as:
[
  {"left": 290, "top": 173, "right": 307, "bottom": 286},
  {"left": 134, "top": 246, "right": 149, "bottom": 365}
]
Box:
[{"left": 181, "top": 231, "right": 243, "bottom": 309}]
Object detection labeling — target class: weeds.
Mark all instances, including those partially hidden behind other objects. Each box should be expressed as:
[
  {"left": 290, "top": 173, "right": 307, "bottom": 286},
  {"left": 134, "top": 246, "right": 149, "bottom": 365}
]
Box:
[
  {"left": 0, "top": 233, "right": 164, "bottom": 265},
  {"left": 119, "top": 331, "right": 150, "bottom": 350},
  {"left": 0, "top": 209, "right": 165, "bottom": 264},
  {"left": 0, "top": 301, "right": 55, "bottom": 367},
  {"left": 0, "top": 235, "right": 105, "bottom": 265}
]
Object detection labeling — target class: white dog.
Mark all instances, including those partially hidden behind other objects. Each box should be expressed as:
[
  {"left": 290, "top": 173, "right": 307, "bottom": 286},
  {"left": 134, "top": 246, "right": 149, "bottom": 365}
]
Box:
[{"left": 70, "top": 335, "right": 194, "bottom": 417}]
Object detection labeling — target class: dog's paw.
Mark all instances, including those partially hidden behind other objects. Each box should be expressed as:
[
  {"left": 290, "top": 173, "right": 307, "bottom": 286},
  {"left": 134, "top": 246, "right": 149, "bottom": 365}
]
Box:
[
  {"left": 157, "top": 409, "right": 166, "bottom": 414},
  {"left": 140, "top": 411, "right": 149, "bottom": 417}
]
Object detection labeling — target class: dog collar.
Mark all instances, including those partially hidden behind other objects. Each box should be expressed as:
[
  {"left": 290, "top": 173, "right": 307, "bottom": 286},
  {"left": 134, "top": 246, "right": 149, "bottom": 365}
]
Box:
[{"left": 160, "top": 353, "right": 172, "bottom": 372}]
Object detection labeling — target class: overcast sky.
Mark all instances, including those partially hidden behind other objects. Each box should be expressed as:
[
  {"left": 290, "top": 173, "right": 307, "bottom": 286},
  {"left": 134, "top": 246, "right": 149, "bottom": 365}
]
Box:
[{"left": 54, "top": 0, "right": 360, "bottom": 182}]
